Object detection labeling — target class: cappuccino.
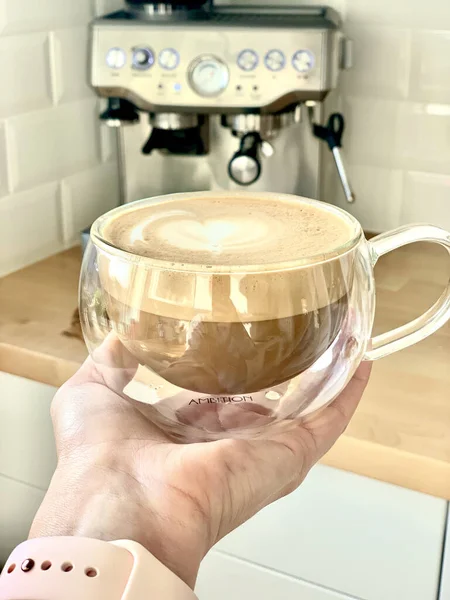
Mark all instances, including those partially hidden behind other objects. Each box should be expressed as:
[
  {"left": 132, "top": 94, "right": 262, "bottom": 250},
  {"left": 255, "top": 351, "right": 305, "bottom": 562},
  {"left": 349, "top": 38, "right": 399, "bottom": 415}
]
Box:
[
  {"left": 99, "top": 194, "right": 355, "bottom": 395},
  {"left": 102, "top": 195, "right": 352, "bottom": 268}
]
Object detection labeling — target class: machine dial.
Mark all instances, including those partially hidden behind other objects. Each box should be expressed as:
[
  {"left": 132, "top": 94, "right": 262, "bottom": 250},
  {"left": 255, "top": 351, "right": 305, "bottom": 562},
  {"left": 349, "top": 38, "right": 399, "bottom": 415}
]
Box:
[
  {"left": 292, "top": 50, "right": 315, "bottom": 73},
  {"left": 159, "top": 48, "right": 180, "bottom": 70},
  {"left": 237, "top": 49, "right": 259, "bottom": 72},
  {"left": 132, "top": 47, "right": 154, "bottom": 70},
  {"left": 264, "top": 50, "right": 286, "bottom": 72},
  {"left": 189, "top": 56, "right": 230, "bottom": 97},
  {"left": 106, "top": 47, "right": 126, "bottom": 69}
]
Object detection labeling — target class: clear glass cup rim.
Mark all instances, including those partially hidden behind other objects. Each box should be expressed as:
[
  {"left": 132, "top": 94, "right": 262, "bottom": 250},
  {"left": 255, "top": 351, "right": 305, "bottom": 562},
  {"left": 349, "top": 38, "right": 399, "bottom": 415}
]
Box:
[{"left": 90, "top": 191, "right": 364, "bottom": 274}]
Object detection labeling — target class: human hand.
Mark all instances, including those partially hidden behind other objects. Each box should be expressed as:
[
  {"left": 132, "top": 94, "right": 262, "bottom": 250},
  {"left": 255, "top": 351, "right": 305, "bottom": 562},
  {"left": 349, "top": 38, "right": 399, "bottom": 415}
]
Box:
[{"left": 30, "top": 336, "right": 371, "bottom": 589}]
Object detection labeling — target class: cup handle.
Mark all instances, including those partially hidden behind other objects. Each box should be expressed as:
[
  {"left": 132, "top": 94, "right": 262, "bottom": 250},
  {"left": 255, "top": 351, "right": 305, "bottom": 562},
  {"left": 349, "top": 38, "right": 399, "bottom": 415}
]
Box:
[{"left": 364, "top": 225, "right": 450, "bottom": 361}]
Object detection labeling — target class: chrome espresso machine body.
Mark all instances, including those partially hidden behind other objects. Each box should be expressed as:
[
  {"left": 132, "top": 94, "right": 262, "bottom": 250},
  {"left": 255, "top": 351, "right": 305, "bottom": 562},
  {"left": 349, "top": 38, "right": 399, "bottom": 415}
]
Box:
[{"left": 90, "top": 1, "right": 354, "bottom": 204}]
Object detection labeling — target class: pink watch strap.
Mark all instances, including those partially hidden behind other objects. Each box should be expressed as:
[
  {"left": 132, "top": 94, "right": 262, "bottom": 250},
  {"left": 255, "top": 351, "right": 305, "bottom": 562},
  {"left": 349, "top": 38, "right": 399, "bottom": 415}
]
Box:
[{"left": 0, "top": 537, "right": 197, "bottom": 600}]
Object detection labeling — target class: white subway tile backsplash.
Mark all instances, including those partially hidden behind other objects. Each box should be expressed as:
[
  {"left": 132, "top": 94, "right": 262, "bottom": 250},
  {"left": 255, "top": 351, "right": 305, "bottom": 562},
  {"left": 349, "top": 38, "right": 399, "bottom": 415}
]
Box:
[
  {"left": 0, "top": 122, "right": 9, "bottom": 197},
  {"left": 410, "top": 31, "right": 450, "bottom": 104},
  {"left": 402, "top": 171, "right": 450, "bottom": 230},
  {"left": 347, "top": 0, "right": 450, "bottom": 29},
  {"left": 0, "top": 182, "right": 62, "bottom": 276},
  {"left": 334, "top": 166, "right": 404, "bottom": 232},
  {"left": 99, "top": 110, "right": 119, "bottom": 163},
  {"left": 8, "top": 100, "right": 101, "bottom": 192},
  {"left": 51, "top": 27, "right": 92, "bottom": 104},
  {"left": 95, "top": 0, "right": 125, "bottom": 16},
  {"left": 61, "top": 163, "right": 120, "bottom": 243},
  {"left": 343, "top": 96, "right": 401, "bottom": 167},
  {"left": 0, "top": 33, "right": 52, "bottom": 118},
  {"left": 342, "top": 26, "right": 411, "bottom": 99},
  {"left": 395, "top": 101, "right": 450, "bottom": 175},
  {"left": 0, "top": 0, "right": 449, "bottom": 273},
  {"left": 0, "top": 2, "right": 6, "bottom": 34},
  {"left": 1, "top": 0, "right": 93, "bottom": 35}
]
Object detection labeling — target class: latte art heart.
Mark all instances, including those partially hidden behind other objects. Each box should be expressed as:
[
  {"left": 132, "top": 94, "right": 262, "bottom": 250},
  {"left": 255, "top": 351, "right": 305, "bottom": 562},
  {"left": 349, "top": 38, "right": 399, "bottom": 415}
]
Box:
[{"left": 102, "top": 195, "right": 352, "bottom": 269}]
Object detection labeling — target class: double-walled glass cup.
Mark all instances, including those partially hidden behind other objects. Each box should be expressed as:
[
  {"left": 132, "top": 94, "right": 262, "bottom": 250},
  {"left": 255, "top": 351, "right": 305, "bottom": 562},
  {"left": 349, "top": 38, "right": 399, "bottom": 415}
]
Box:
[{"left": 80, "top": 192, "right": 450, "bottom": 442}]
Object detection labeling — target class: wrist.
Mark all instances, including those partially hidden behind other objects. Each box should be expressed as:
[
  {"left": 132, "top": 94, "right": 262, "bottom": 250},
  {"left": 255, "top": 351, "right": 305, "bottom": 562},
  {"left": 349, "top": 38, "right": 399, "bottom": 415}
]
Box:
[{"left": 29, "top": 458, "right": 203, "bottom": 589}]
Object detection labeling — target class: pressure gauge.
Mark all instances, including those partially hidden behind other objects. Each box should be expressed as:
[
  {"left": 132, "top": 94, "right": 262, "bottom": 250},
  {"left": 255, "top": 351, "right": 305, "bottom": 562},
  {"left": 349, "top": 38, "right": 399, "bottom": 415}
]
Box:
[
  {"left": 292, "top": 49, "right": 315, "bottom": 73},
  {"left": 189, "top": 56, "right": 230, "bottom": 97},
  {"left": 158, "top": 48, "right": 180, "bottom": 70},
  {"left": 264, "top": 50, "right": 286, "bottom": 72}
]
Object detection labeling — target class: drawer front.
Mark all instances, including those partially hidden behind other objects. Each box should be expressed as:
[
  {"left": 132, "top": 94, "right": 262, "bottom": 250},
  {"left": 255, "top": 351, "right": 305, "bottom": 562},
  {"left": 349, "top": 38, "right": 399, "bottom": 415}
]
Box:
[
  {"left": 0, "top": 373, "right": 57, "bottom": 563},
  {"left": 438, "top": 513, "right": 450, "bottom": 599},
  {"left": 197, "top": 551, "right": 356, "bottom": 600},
  {"left": 0, "top": 372, "right": 57, "bottom": 490},
  {"left": 0, "top": 474, "right": 46, "bottom": 566},
  {"left": 216, "top": 465, "right": 446, "bottom": 600}
]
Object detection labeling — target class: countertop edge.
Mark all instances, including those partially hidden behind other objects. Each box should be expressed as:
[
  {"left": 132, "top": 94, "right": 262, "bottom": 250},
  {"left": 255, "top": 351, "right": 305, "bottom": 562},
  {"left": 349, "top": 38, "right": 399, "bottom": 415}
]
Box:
[
  {"left": 323, "top": 436, "right": 450, "bottom": 500},
  {"left": 2, "top": 341, "right": 450, "bottom": 500},
  {"left": 0, "top": 343, "right": 81, "bottom": 388}
]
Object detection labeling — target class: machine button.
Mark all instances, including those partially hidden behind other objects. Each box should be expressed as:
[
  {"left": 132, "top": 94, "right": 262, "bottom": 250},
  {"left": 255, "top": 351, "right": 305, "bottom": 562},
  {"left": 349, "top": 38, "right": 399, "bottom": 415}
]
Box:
[
  {"left": 106, "top": 47, "right": 126, "bottom": 69},
  {"left": 132, "top": 47, "right": 155, "bottom": 70},
  {"left": 292, "top": 49, "right": 315, "bottom": 73},
  {"left": 158, "top": 48, "right": 180, "bottom": 70},
  {"left": 237, "top": 49, "right": 259, "bottom": 72},
  {"left": 264, "top": 50, "right": 286, "bottom": 72},
  {"left": 189, "top": 56, "right": 229, "bottom": 97}
]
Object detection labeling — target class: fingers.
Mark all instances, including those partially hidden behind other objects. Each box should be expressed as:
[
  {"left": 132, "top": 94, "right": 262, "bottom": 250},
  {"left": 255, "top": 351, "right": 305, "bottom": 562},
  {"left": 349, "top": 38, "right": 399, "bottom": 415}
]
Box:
[
  {"left": 297, "top": 361, "right": 373, "bottom": 460},
  {"left": 69, "top": 333, "right": 139, "bottom": 396},
  {"left": 331, "top": 361, "right": 372, "bottom": 421},
  {"left": 326, "top": 362, "right": 372, "bottom": 426},
  {"left": 203, "top": 363, "right": 372, "bottom": 540}
]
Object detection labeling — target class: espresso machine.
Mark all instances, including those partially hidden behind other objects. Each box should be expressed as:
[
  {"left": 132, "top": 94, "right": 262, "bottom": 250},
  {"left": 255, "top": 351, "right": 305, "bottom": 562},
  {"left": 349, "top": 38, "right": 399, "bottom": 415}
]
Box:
[{"left": 89, "top": 0, "right": 354, "bottom": 206}]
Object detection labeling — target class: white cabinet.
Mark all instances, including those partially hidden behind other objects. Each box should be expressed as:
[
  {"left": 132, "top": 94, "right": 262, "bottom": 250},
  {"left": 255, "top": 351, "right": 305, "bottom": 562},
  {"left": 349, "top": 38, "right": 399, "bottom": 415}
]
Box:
[
  {"left": 0, "top": 372, "right": 57, "bottom": 564},
  {"left": 0, "top": 372, "right": 57, "bottom": 489},
  {"left": 438, "top": 512, "right": 450, "bottom": 599},
  {"left": 197, "top": 551, "right": 355, "bottom": 600},
  {"left": 0, "top": 371, "right": 447, "bottom": 600},
  {"left": 0, "top": 475, "right": 46, "bottom": 566},
  {"left": 214, "top": 465, "right": 447, "bottom": 600}
]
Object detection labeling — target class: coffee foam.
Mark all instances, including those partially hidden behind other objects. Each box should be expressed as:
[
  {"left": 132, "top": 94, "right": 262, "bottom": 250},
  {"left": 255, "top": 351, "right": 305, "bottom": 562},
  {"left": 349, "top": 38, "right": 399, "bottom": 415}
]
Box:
[
  {"left": 97, "top": 195, "right": 356, "bottom": 321},
  {"left": 102, "top": 196, "right": 354, "bottom": 269}
]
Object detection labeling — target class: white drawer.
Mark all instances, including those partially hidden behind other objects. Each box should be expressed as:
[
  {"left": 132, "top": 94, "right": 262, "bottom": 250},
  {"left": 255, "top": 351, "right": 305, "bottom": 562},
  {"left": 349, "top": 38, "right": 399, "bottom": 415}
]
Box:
[
  {"left": 197, "top": 551, "right": 355, "bottom": 600},
  {"left": 438, "top": 512, "right": 450, "bottom": 599},
  {"left": 216, "top": 465, "right": 446, "bottom": 600},
  {"left": 0, "top": 372, "right": 57, "bottom": 490},
  {"left": 0, "top": 474, "right": 45, "bottom": 566}
]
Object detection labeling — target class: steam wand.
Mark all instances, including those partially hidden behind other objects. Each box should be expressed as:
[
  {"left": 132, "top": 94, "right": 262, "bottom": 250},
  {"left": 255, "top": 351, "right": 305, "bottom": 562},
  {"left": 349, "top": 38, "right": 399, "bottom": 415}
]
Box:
[{"left": 308, "top": 103, "right": 355, "bottom": 203}]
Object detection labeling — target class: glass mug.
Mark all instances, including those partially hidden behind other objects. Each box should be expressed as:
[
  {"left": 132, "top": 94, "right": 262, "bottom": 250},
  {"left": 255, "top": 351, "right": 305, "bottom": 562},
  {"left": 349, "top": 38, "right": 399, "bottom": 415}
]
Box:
[{"left": 80, "top": 192, "right": 450, "bottom": 442}]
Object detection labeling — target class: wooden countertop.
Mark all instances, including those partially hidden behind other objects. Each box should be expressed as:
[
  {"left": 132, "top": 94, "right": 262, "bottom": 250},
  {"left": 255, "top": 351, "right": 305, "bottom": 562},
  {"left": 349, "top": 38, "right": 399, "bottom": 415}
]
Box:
[{"left": 1, "top": 244, "right": 449, "bottom": 499}]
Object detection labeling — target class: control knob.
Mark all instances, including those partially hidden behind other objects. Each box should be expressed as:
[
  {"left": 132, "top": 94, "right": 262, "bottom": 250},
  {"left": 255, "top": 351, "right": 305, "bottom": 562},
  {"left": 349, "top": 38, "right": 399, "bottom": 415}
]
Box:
[
  {"left": 159, "top": 48, "right": 180, "bottom": 70},
  {"left": 106, "top": 47, "right": 126, "bottom": 69},
  {"left": 292, "top": 50, "right": 315, "bottom": 73},
  {"left": 132, "top": 47, "right": 154, "bottom": 70}
]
